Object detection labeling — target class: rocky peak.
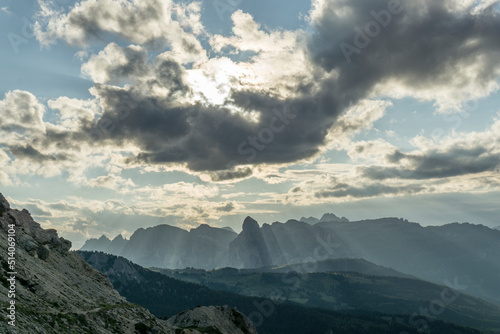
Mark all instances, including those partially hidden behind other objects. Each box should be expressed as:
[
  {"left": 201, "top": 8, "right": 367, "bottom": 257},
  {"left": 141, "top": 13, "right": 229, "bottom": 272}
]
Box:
[
  {"left": 320, "top": 213, "right": 349, "bottom": 223},
  {"left": 242, "top": 216, "right": 259, "bottom": 231},
  {"left": 228, "top": 216, "right": 272, "bottom": 268}
]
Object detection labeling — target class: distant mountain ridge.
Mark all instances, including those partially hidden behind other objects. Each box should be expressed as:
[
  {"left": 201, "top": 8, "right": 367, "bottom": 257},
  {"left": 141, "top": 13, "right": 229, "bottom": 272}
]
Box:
[
  {"left": 81, "top": 223, "right": 238, "bottom": 269},
  {"left": 299, "top": 213, "right": 349, "bottom": 225},
  {"left": 81, "top": 214, "right": 500, "bottom": 306},
  {"left": 259, "top": 258, "right": 413, "bottom": 278}
]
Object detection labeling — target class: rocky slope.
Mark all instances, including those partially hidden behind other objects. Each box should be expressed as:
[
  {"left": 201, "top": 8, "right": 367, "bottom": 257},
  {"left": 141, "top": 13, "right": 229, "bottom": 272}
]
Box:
[{"left": 0, "top": 193, "right": 256, "bottom": 334}]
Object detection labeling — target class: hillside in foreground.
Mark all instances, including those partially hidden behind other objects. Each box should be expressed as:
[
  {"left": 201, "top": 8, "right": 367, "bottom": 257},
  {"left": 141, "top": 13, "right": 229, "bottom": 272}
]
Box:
[{"left": 0, "top": 193, "right": 257, "bottom": 334}]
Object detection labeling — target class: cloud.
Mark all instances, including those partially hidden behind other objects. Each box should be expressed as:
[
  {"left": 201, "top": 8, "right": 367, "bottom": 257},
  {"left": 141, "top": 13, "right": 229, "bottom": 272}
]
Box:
[
  {"left": 81, "top": 43, "right": 148, "bottom": 84},
  {"left": 0, "top": 90, "right": 47, "bottom": 132},
  {"left": 359, "top": 115, "right": 500, "bottom": 181},
  {"left": 208, "top": 167, "right": 253, "bottom": 182},
  {"left": 216, "top": 202, "right": 235, "bottom": 212},
  {"left": 315, "top": 182, "right": 425, "bottom": 199},
  {"left": 66, "top": 218, "right": 97, "bottom": 233},
  {"left": 35, "top": 0, "right": 207, "bottom": 63},
  {"left": 85, "top": 174, "right": 136, "bottom": 190},
  {"left": 8, "top": 144, "right": 69, "bottom": 162},
  {"left": 362, "top": 146, "right": 500, "bottom": 181},
  {"left": 17, "top": 0, "right": 500, "bottom": 180},
  {"left": 1, "top": 7, "right": 11, "bottom": 15},
  {"left": 0, "top": 171, "right": 12, "bottom": 186},
  {"left": 47, "top": 96, "right": 99, "bottom": 130},
  {"left": 308, "top": 0, "right": 500, "bottom": 111}
]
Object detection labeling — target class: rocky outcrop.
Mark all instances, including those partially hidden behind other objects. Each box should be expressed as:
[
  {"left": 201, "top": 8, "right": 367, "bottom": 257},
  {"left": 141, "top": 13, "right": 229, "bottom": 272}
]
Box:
[
  {"left": 167, "top": 305, "right": 258, "bottom": 334},
  {"left": 0, "top": 193, "right": 173, "bottom": 333}
]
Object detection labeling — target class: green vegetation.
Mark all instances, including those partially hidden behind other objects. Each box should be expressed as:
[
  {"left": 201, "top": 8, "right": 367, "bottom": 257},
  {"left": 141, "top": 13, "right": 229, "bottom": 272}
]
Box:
[
  {"left": 79, "top": 251, "right": 490, "bottom": 334},
  {"left": 157, "top": 267, "right": 500, "bottom": 330}
]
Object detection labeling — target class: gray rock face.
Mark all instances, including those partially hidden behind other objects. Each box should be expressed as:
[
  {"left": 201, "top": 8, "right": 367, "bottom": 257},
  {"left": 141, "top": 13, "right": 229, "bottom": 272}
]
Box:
[
  {"left": 0, "top": 193, "right": 10, "bottom": 214},
  {"left": 299, "top": 216, "right": 319, "bottom": 225},
  {"left": 24, "top": 238, "right": 39, "bottom": 253},
  {"left": 319, "top": 213, "right": 349, "bottom": 223},
  {"left": 37, "top": 245, "right": 50, "bottom": 261},
  {"left": 227, "top": 217, "right": 273, "bottom": 268},
  {"left": 82, "top": 223, "right": 237, "bottom": 269},
  {"left": 167, "top": 305, "right": 258, "bottom": 334}
]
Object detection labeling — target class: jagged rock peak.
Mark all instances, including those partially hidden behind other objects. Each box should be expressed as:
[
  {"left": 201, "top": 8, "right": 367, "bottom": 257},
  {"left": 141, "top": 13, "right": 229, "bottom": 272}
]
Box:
[
  {"left": 242, "top": 216, "right": 259, "bottom": 231},
  {"left": 320, "top": 213, "right": 349, "bottom": 223},
  {"left": 0, "top": 193, "right": 10, "bottom": 214}
]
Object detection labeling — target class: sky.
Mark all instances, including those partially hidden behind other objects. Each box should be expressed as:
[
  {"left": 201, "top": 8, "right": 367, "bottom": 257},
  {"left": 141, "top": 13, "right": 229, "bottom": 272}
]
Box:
[{"left": 1, "top": 0, "right": 500, "bottom": 248}]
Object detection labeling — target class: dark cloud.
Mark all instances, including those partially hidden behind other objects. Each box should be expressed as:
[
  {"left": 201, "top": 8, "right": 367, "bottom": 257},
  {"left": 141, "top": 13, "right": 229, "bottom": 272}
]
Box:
[
  {"left": 87, "top": 79, "right": 335, "bottom": 172},
  {"left": 216, "top": 202, "right": 235, "bottom": 212},
  {"left": 309, "top": 0, "right": 500, "bottom": 105},
  {"left": 209, "top": 168, "right": 253, "bottom": 181},
  {"left": 361, "top": 146, "right": 500, "bottom": 180},
  {"left": 316, "top": 182, "right": 425, "bottom": 199},
  {"left": 8, "top": 144, "right": 69, "bottom": 162}
]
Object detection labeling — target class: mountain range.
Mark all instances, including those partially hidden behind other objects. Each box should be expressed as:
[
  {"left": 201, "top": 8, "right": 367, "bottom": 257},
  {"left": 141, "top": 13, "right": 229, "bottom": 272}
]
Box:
[
  {"left": 82, "top": 215, "right": 500, "bottom": 306},
  {"left": 80, "top": 250, "right": 490, "bottom": 334}
]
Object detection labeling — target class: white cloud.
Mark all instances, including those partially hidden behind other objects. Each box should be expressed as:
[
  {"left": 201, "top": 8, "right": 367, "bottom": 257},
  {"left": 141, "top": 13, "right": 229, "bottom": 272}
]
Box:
[
  {"left": 81, "top": 43, "right": 148, "bottom": 84},
  {"left": 0, "top": 90, "right": 47, "bottom": 132},
  {"left": 35, "top": 0, "right": 207, "bottom": 63},
  {"left": 48, "top": 96, "right": 99, "bottom": 129}
]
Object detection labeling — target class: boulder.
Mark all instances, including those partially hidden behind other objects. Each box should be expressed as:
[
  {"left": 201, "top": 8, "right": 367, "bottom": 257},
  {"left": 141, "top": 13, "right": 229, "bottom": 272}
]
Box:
[
  {"left": 24, "top": 239, "right": 39, "bottom": 253},
  {"left": 37, "top": 246, "right": 50, "bottom": 261}
]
